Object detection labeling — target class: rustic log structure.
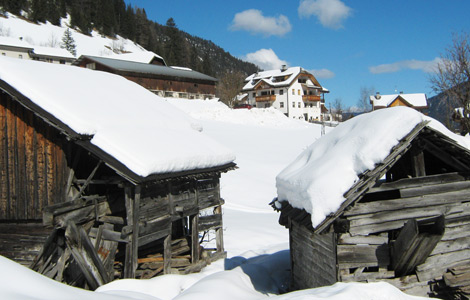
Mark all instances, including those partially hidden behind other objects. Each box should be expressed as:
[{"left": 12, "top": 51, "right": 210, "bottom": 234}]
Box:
[
  {"left": 73, "top": 56, "right": 217, "bottom": 99},
  {"left": 0, "top": 70, "right": 234, "bottom": 289},
  {"left": 274, "top": 121, "right": 470, "bottom": 298}
]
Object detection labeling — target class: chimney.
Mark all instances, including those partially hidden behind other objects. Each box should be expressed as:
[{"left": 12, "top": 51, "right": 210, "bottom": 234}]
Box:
[
  {"left": 281, "top": 65, "right": 287, "bottom": 72},
  {"left": 375, "top": 92, "right": 381, "bottom": 99},
  {"left": 399, "top": 91, "right": 403, "bottom": 94}
]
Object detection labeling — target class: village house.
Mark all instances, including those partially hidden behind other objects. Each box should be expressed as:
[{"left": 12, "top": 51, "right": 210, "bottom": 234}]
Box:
[
  {"left": 74, "top": 55, "right": 217, "bottom": 100},
  {"left": 0, "top": 56, "right": 235, "bottom": 289},
  {"left": 273, "top": 107, "right": 470, "bottom": 298},
  {"left": 370, "top": 92, "right": 428, "bottom": 113},
  {"left": 0, "top": 36, "right": 75, "bottom": 64},
  {"left": 242, "top": 66, "right": 329, "bottom": 122}
]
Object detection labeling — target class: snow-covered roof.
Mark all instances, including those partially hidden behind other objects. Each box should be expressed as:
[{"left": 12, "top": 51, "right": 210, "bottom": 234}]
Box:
[
  {"left": 370, "top": 93, "right": 428, "bottom": 108},
  {"left": 31, "top": 46, "right": 75, "bottom": 59},
  {"left": 105, "top": 51, "right": 165, "bottom": 65},
  {"left": 276, "top": 106, "right": 470, "bottom": 228},
  {"left": 0, "top": 36, "right": 34, "bottom": 50},
  {"left": 242, "top": 67, "right": 301, "bottom": 90},
  {"left": 0, "top": 56, "right": 235, "bottom": 180},
  {"left": 74, "top": 55, "right": 217, "bottom": 82}
]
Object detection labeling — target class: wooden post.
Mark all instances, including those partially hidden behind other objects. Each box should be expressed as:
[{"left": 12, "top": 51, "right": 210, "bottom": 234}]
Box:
[
  {"left": 214, "top": 205, "right": 224, "bottom": 253},
  {"left": 123, "top": 185, "right": 141, "bottom": 278},
  {"left": 190, "top": 214, "right": 200, "bottom": 263},
  {"left": 411, "top": 144, "right": 426, "bottom": 178},
  {"left": 163, "top": 230, "right": 172, "bottom": 274}
]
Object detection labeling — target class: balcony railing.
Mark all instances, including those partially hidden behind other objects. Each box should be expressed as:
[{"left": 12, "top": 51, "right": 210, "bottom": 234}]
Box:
[
  {"left": 255, "top": 95, "right": 276, "bottom": 102},
  {"left": 302, "top": 95, "right": 321, "bottom": 102}
]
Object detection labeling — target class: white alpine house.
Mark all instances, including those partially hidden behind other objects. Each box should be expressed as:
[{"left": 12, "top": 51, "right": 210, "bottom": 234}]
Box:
[{"left": 242, "top": 65, "right": 329, "bottom": 121}]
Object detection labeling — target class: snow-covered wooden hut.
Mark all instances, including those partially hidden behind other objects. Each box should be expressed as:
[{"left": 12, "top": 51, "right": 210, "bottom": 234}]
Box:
[
  {"left": 0, "top": 57, "right": 235, "bottom": 289},
  {"left": 273, "top": 107, "right": 470, "bottom": 298}
]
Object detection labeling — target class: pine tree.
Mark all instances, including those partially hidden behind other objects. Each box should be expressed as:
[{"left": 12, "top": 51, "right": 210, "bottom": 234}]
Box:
[{"left": 60, "top": 28, "right": 77, "bottom": 56}]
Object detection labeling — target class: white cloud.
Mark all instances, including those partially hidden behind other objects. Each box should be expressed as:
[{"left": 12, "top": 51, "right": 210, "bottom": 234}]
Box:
[
  {"left": 309, "top": 68, "right": 335, "bottom": 79},
  {"left": 298, "top": 0, "right": 352, "bottom": 29},
  {"left": 230, "top": 9, "right": 292, "bottom": 37},
  {"left": 242, "top": 48, "right": 288, "bottom": 70},
  {"left": 369, "top": 58, "right": 442, "bottom": 74}
]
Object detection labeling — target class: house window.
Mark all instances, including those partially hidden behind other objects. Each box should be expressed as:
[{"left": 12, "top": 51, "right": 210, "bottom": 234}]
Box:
[
  {"left": 298, "top": 102, "right": 301, "bottom": 108},
  {"left": 1, "top": 53, "right": 5, "bottom": 56},
  {"left": 252, "top": 92, "right": 256, "bottom": 97},
  {"left": 298, "top": 89, "right": 301, "bottom": 95},
  {"left": 60, "top": 60, "right": 66, "bottom": 64},
  {"left": 292, "top": 89, "right": 295, "bottom": 95},
  {"left": 86, "top": 63, "right": 96, "bottom": 69},
  {"left": 292, "top": 102, "right": 295, "bottom": 108},
  {"left": 265, "top": 103, "right": 271, "bottom": 108},
  {"left": 18, "top": 54, "right": 23, "bottom": 59},
  {"left": 279, "top": 89, "right": 284, "bottom": 95},
  {"left": 280, "top": 102, "right": 284, "bottom": 108}
]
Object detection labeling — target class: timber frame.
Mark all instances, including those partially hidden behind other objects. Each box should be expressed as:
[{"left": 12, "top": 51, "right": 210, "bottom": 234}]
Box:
[
  {"left": 0, "top": 77, "right": 234, "bottom": 289},
  {"left": 274, "top": 121, "right": 470, "bottom": 298}
]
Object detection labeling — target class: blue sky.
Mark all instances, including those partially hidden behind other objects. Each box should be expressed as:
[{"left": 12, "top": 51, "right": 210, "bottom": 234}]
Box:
[{"left": 124, "top": 0, "right": 470, "bottom": 108}]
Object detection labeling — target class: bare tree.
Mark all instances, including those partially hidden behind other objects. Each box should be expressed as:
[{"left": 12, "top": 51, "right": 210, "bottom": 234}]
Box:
[
  {"left": 216, "top": 71, "right": 246, "bottom": 107},
  {"left": 430, "top": 32, "right": 470, "bottom": 133},
  {"left": 332, "top": 98, "right": 344, "bottom": 121},
  {"left": 357, "top": 86, "right": 374, "bottom": 112}
]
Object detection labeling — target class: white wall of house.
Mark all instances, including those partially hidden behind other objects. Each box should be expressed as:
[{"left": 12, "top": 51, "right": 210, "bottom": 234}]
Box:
[
  {"left": 0, "top": 48, "right": 30, "bottom": 59},
  {"left": 246, "top": 82, "right": 322, "bottom": 121}
]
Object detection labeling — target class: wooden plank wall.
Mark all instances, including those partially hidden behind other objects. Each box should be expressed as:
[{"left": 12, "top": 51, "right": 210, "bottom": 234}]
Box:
[
  {"left": 125, "top": 76, "right": 216, "bottom": 95},
  {"left": 0, "top": 92, "right": 69, "bottom": 220},
  {"left": 336, "top": 173, "right": 470, "bottom": 296},
  {"left": 290, "top": 220, "right": 336, "bottom": 291}
]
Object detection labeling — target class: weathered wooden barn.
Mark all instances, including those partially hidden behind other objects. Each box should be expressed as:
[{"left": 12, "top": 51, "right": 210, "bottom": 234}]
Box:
[
  {"left": 74, "top": 55, "right": 217, "bottom": 100},
  {"left": 0, "top": 56, "right": 235, "bottom": 290},
  {"left": 273, "top": 107, "right": 470, "bottom": 298}
]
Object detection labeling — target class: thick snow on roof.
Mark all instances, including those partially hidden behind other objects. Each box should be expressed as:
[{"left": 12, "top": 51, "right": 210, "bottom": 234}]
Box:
[
  {"left": 370, "top": 93, "right": 428, "bottom": 108},
  {"left": 242, "top": 67, "right": 301, "bottom": 90},
  {"left": 0, "top": 36, "right": 33, "bottom": 49},
  {"left": 0, "top": 56, "right": 235, "bottom": 177},
  {"left": 105, "top": 51, "right": 164, "bottom": 64},
  {"left": 276, "top": 106, "right": 470, "bottom": 228},
  {"left": 32, "top": 45, "right": 75, "bottom": 58}
]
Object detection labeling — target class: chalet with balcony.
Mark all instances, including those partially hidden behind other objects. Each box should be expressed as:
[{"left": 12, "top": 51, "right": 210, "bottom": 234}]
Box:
[
  {"left": 242, "top": 66, "right": 328, "bottom": 121},
  {"left": 370, "top": 92, "right": 428, "bottom": 113}
]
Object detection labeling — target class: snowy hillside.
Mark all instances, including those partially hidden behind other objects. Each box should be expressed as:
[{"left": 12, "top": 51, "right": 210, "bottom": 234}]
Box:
[
  {"left": 0, "top": 13, "right": 156, "bottom": 58},
  {"left": 0, "top": 99, "right": 429, "bottom": 300}
]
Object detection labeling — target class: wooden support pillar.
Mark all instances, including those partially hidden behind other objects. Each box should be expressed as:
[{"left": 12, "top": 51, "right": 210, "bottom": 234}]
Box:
[
  {"left": 163, "top": 229, "right": 172, "bottom": 274},
  {"left": 214, "top": 205, "right": 224, "bottom": 253},
  {"left": 411, "top": 143, "right": 426, "bottom": 177},
  {"left": 190, "top": 214, "right": 200, "bottom": 263},
  {"left": 124, "top": 185, "right": 141, "bottom": 278}
]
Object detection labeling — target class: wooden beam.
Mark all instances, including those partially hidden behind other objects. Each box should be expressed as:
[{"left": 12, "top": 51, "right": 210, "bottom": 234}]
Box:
[
  {"left": 191, "top": 214, "right": 200, "bottom": 264},
  {"left": 410, "top": 144, "right": 426, "bottom": 177},
  {"left": 163, "top": 231, "right": 172, "bottom": 274},
  {"left": 392, "top": 216, "right": 445, "bottom": 277},
  {"left": 71, "top": 160, "right": 102, "bottom": 202},
  {"left": 123, "top": 185, "right": 140, "bottom": 278},
  {"left": 214, "top": 205, "right": 224, "bottom": 253}
]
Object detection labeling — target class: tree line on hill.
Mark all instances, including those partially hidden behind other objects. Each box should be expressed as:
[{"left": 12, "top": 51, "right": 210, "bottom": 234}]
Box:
[{"left": 0, "top": 0, "right": 259, "bottom": 79}]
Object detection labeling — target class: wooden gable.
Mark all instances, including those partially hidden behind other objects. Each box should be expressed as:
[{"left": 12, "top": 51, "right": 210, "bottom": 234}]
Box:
[{"left": 389, "top": 95, "right": 413, "bottom": 108}]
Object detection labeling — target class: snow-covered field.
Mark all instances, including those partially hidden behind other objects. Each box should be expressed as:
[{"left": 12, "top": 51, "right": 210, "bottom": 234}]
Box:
[
  {"left": 0, "top": 13, "right": 431, "bottom": 300},
  {"left": 0, "top": 99, "right": 429, "bottom": 300}
]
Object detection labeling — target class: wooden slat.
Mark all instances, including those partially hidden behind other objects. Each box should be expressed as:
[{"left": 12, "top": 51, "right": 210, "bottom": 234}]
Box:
[{"left": 345, "top": 188, "right": 470, "bottom": 217}]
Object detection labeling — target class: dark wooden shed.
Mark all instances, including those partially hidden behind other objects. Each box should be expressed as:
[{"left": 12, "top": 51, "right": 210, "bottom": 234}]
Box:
[
  {"left": 0, "top": 57, "right": 235, "bottom": 290},
  {"left": 273, "top": 109, "right": 470, "bottom": 298}
]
